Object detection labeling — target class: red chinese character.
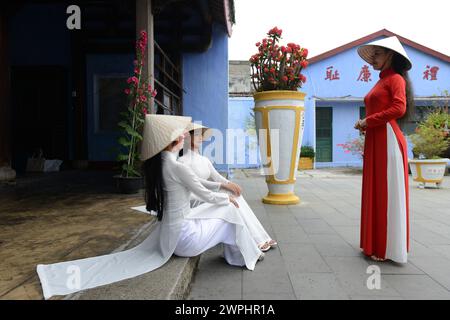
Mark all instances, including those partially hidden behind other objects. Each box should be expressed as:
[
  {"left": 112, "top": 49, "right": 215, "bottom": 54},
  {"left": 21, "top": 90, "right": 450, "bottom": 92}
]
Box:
[
  {"left": 357, "top": 65, "right": 372, "bottom": 82},
  {"left": 325, "top": 66, "right": 340, "bottom": 81},
  {"left": 423, "top": 65, "right": 439, "bottom": 81}
]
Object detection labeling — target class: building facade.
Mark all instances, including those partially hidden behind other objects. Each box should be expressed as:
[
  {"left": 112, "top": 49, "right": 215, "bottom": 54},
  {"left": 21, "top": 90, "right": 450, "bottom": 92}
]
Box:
[
  {"left": 0, "top": 0, "right": 235, "bottom": 175},
  {"left": 228, "top": 30, "right": 450, "bottom": 168}
]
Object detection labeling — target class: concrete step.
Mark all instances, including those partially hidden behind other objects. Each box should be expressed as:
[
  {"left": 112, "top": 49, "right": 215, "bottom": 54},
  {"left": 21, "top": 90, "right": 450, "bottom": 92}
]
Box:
[{"left": 66, "top": 219, "right": 200, "bottom": 300}]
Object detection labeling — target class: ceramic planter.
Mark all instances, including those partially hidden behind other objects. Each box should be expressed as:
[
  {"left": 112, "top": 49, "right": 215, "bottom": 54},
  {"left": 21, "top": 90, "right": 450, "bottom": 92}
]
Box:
[
  {"left": 114, "top": 175, "right": 143, "bottom": 194},
  {"left": 408, "top": 158, "right": 449, "bottom": 188},
  {"left": 253, "top": 90, "right": 306, "bottom": 204}
]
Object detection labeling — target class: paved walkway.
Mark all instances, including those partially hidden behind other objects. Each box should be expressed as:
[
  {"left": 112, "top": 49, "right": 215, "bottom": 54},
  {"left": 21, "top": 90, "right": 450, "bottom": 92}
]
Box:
[{"left": 188, "top": 169, "right": 450, "bottom": 300}]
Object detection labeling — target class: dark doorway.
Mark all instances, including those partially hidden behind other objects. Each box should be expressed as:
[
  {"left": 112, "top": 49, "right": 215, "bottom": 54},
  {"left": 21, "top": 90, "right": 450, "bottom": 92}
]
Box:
[
  {"left": 316, "top": 107, "right": 333, "bottom": 162},
  {"left": 11, "top": 66, "right": 68, "bottom": 173}
]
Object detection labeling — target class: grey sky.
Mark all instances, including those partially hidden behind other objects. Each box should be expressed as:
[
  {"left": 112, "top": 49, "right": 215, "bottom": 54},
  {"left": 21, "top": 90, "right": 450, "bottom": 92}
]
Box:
[{"left": 229, "top": 0, "right": 450, "bottom": 61}]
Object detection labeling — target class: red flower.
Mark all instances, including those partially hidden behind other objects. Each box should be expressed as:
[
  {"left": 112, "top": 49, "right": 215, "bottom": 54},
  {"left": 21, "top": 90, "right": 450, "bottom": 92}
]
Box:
[
  {"left": 255, "top": 42, "right": 261, "bottom": 47},
  {"left": 281, "top": 76, "right": 288, "bottom": 82},
  {"left": 301, "top": 60, "right": 308, "bottom": 68},
  {"left": 302, "top": 48, "right": 309, "bottom": 58},
  {"left": 142, "top": 107, "right": 148, "bottom": 115},
  {"left": 140, "top": 95, "right": 147, "bottom": 102},
  {"left": 124, "top": 88, "right": 131, "bottom": 95}
]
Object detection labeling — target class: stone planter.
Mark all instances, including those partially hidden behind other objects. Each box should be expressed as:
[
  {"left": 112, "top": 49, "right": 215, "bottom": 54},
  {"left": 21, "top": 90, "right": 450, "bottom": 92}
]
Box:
[
  {"left": 253, "top": 90, "right": 306, "bottom": 205},
  {"left": 408, "top": 159, "right": 449, "bottom": 188}
]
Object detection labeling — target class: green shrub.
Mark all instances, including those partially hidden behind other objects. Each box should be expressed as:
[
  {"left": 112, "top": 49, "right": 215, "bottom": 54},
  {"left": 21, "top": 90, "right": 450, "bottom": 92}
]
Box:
[
  {"left": 300, "top": 146, "right": 315, "bottom": 158},
  {"left": 409, "top": 110, "right": 450, "bottom": 159}
]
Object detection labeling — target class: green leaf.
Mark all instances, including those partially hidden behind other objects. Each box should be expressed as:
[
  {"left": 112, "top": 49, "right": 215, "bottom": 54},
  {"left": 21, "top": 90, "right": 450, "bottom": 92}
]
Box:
[
  {"left": 117, "top": 154, "right": 130, "bottom": 162},
  {"left": 118, "top": 136, "right": 132, "bottom": 147}
]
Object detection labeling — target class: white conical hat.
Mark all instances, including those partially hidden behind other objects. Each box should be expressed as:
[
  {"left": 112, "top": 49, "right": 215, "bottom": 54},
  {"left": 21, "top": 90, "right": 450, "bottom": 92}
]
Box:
[
  {"left": 140, "top": 114, "right": 192, "bottom": 161},
  {"left": 186, "top": 122, "right": 214, "bottom": 140},
  {"left": 357, "top": 36, "right": 412, "bottom": 70}
]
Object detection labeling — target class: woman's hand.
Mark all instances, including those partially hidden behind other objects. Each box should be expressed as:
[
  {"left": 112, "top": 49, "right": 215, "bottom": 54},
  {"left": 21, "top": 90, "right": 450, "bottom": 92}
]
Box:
[
  {"left": 222, "top": 182, "right": 242, "bottom": 197},
  {"left": 354, "top": 119, "right": 367, "bottom": 133},
  {"left": 229, "top": 195, "right": 239, "bottom": 208}
]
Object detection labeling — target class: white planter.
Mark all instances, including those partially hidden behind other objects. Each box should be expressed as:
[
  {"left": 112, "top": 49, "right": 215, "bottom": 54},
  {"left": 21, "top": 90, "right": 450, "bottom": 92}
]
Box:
[
  {"left": 253, "top": 90, "right": 306, "bottom": 204},
  {"left": 408, "top": 158, "right": 449, "bottom": 188}
]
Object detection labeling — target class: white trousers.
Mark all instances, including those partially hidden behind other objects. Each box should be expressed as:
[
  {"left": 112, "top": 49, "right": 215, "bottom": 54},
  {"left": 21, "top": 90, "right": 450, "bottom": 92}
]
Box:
[{"left": 174, "top": 218, "right": 246, "bottom": 267}]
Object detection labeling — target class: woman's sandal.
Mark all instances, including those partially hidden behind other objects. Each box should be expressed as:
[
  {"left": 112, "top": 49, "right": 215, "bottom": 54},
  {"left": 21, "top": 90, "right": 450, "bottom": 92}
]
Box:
[{"left": 258, "top": 242, "right": 271, "bottom": 252}]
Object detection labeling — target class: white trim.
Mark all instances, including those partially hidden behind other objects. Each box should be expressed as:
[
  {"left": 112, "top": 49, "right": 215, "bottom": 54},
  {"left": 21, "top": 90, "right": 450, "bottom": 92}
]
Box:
[{"left": 385, "top": 123, "right": 408, "bottom": 263}]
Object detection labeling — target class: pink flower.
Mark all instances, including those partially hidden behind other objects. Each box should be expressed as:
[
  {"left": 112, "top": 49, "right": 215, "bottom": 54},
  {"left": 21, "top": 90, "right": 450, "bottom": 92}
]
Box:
[
  {"left": 142, "top": 107, "right": 148, "bottom": 115},
  {"left": 151, "top": 89, "right": 157, "bottom": 98},
  {"left": 124, "top": 88, "right": 131, "bottom": 95},
  {"left": 140, "top": 95, "right": 147, "bottom": 102}
]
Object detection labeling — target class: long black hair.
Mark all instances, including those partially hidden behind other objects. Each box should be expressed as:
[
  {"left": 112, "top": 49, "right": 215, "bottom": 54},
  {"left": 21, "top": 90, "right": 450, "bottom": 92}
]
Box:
[
  {"left": 142, "top": 152, "right": 165, "bottom": 221},
  {"left": 390, "top": 50, "right": 415, "bottom": 123}
]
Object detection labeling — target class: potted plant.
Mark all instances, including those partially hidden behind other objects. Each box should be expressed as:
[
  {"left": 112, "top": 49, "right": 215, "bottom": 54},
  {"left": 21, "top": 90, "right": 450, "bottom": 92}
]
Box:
[
  {"left": 250, "top": 27, "right": 308, "bottom": 205},
  {"left": 298, "top": 146, "right": 315, "bottom": 170},
  {"left": 114, "top": 30, "right": 157, "bottom": 194},
  {"left": 408, "top": 110, "right": 450, "bottom": 188}
]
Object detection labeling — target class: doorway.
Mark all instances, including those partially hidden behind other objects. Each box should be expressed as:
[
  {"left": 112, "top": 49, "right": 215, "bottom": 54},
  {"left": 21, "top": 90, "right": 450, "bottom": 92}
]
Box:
[
  {"left": 11, "top": 66, "right": 68, "bottom": 173},
  {"left": 316, "top": 107, "right": 333, "bottom": 162}
]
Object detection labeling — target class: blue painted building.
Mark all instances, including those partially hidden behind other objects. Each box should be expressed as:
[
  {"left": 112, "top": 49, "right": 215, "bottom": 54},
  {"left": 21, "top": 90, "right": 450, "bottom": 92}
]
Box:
[
  {"left": 0, "top": 0, "right": 235, "bottom": 174},
  {"left": 229, "top": 30, "right": 450, "bottom": 168}
]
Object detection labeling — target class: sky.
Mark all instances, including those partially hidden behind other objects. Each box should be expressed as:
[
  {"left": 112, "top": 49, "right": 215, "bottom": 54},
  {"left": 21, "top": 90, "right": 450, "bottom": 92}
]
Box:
[{"left": 229, "top": 0, "right": 450, "bottom": 61}]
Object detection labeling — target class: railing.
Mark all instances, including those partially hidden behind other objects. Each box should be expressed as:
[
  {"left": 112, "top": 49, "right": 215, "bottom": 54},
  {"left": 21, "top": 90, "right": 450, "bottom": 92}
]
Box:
[{"left": 154, "top": 41, "right": 183, "bottom": 115}]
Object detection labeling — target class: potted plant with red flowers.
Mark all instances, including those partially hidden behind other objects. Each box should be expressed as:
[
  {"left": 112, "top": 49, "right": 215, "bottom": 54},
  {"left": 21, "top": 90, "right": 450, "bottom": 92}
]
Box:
[
  {"left": 114, "top": 30, "right": 157, "bottom": 194},
  {"left": 250, "top": 27, "right": 308, "bottom": 204}
]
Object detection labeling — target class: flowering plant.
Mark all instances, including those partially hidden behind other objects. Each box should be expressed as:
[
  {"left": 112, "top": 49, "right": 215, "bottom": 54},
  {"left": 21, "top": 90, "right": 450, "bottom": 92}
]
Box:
[
  {"left": 117, "top": 30, "right": 157, "bottom": 178},
  {"left": 249, "top": 27, "right": 309, "bottom": 92},
  {"left": 337, "top": 135, "right": 365, "bottom": 159}
]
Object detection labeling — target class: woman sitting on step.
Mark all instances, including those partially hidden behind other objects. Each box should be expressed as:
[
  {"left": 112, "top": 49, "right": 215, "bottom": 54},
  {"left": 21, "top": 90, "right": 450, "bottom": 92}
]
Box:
[{"left": 179, "top": 122, "right": 277, "bottom": 252}]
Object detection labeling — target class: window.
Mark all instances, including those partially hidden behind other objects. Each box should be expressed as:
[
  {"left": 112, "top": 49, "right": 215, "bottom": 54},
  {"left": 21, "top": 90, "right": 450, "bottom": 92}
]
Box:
[{"left": 94, "top": 75, "right": 129, "bottom": 133}]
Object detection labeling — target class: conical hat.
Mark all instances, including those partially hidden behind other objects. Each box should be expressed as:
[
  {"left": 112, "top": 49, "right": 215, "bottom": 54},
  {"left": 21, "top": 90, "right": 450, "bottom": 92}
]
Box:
[
  {"left": 357, "top": 36, "right": 412, "bottom": 70},
  {"left": 186, "top": 122, "right": 214, "bottom": 140},
  {"left": 140, "top": 114, "right": 192, "bottom": 161}
]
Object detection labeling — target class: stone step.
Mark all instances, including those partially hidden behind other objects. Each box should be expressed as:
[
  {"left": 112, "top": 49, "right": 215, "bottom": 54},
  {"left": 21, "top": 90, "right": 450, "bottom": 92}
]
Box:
[{"left": 66, "top": 219, "right": 200, "bottom": 300}]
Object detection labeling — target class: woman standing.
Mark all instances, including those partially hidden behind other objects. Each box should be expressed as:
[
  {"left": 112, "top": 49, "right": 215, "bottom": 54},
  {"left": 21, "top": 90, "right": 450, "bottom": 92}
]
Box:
[
  {"left": 355, "top": 36, "right": 414, "bottom": 263},
  {"left": 179, "top": 123, "right": 277, "bottom": 252},
  {"left": 36, "top": 115, "right": 263, "bottom": 300}
]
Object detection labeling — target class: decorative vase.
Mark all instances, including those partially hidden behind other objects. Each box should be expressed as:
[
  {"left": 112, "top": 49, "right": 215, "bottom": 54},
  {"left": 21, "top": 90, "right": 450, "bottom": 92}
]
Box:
[
  {"left": 253, "top": 90, "right": 306, "bottom": 205},
  {"left": 408, "top": 158, "right": 449, "bottom": 188},
  {"left": 298, "top": 157, "right": 314, "bottom": 170},
  {"left": 113, "top": 175, "right": 144, "bottom": 194}
]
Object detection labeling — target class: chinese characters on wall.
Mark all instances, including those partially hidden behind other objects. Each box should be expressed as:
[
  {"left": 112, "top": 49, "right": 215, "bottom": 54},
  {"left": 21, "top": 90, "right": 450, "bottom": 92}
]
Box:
[
  {"left": 324, "top": 66, "right": 340, "bottom": 81},
  {"left": 322, "top": 64, "right": 439, "bottom": 82},
  {"left": 423, "top": 65, "right": 439, "bottom": 81}
]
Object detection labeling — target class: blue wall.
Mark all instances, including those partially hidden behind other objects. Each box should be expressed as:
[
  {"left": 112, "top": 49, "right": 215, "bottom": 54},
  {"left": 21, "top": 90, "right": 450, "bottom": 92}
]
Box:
[
  {"left": 228, "top": 97, "right": 261, "bottom": 168},
  {"left": 182, "top": 23, "right": 230, "bottom": 173}
]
